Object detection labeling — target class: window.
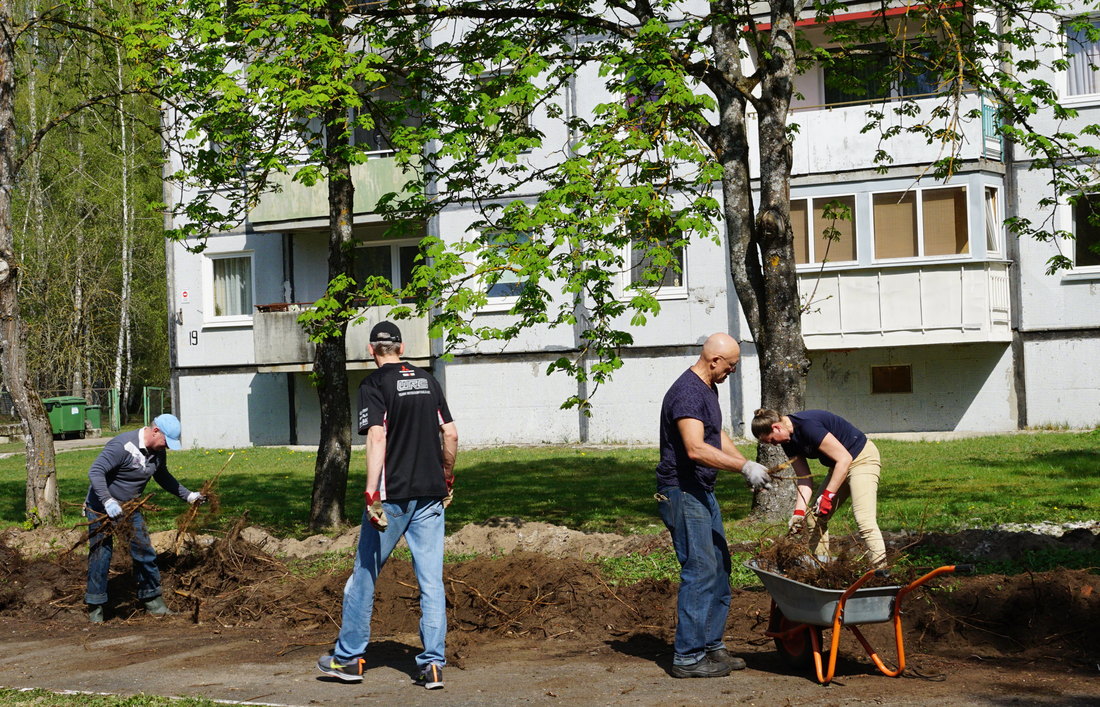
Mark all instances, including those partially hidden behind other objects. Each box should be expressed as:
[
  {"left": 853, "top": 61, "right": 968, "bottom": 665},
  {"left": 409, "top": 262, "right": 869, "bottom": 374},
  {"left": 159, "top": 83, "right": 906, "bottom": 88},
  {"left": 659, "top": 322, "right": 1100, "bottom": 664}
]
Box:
[
  {"left": 1066, "top": 18, "right": 1100, "bottom": 97},
  {"left": 627, "top": 213, "right": 685, "bottom": 290},
  {"left": 484, "top": 232, "right": 529, "bottom": 299},
  {"left": 871, "top": 365, "right": 912, "bottom": 394},
  {"left": 984, "top": 187, "right": 1002, "bottom": 256},
  {"left": 824, "top": 44, "right": 892, "bottom": 105},
  {"left": 823, "top": 43, "right": 940, "bottom": 106},
  {"left": 791, "top": 195, "right": 857, "bottom": 265},
  {"left": 1073, "top": 194, "right": 1100, "bottom": 267},
  {"left": 209, "top": 254, "right": 254, "bottom": 319},
  {"left": 873, "top": 186, "right": 968, "bottom": 260},
  {"left": 477, "top": 72, "right": 532, "bottom": 153},
  {"left": 354, "top": 242, "right": 420, "bottom": 300}
]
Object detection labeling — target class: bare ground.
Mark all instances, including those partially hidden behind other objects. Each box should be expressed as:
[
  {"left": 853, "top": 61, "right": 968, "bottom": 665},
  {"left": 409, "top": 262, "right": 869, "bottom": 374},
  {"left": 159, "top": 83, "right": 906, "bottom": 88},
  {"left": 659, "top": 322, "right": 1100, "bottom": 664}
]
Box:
[{"left": 0, "top": 520, "right": 1097, "bottom": 706}]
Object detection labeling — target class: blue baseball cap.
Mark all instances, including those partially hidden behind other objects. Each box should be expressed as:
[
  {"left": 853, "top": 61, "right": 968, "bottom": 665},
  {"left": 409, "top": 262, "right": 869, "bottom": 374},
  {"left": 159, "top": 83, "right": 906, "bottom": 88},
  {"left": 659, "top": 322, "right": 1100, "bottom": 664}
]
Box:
[{"left": 153, "top": 414, "right": 182, "bottom": 450}]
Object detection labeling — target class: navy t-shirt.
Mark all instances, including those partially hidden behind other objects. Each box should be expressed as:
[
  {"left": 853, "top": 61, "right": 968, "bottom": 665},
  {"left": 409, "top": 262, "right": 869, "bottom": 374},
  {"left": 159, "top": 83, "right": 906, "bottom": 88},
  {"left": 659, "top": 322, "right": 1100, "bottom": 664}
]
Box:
[
  {"left": 781, "top": 410, "right": 866, "bottom": 468},
  {"left": 655, "top": 369, "right": 724, "bottom": 491}
]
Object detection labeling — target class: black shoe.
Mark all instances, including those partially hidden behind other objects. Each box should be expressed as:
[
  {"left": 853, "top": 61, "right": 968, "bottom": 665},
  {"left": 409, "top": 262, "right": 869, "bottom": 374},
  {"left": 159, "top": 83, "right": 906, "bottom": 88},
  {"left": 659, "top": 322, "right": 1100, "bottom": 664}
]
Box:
[
  {"left": 707, "top": 648, "right": 747, "bottom": 671},
  {"left": 671, "top": 655, "right": 733, "bottom": 678},
  {"left": 317, "top": 654, "right": 365, "bottom": 682},
  {"left": 415, "top": 663, "right": 444, "bottom": 689}
]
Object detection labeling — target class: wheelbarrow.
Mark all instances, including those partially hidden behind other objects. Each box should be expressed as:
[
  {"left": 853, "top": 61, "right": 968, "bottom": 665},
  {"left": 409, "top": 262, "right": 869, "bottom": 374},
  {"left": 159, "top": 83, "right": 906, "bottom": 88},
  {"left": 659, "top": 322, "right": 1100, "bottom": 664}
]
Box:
[{"left": 746, "top": 559, "right": 971, "bottom": 685}]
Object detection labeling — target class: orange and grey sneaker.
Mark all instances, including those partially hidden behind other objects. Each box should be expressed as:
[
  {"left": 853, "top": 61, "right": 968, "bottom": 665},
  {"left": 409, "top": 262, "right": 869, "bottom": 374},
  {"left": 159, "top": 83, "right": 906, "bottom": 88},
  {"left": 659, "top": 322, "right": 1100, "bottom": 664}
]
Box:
[
  {"left": 317, "top": 654, "right": 365, "bottom": 682},
  {"left": 415, "top": 663, "right": 444, "bottom": 690}
]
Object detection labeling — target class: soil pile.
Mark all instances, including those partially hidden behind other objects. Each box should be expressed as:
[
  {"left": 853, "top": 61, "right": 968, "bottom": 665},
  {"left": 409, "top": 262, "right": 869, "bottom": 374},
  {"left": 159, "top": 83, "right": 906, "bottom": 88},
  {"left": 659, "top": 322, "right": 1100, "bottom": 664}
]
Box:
[{"left": 0, "top": 520, "right": 1097, "bottom": 670}]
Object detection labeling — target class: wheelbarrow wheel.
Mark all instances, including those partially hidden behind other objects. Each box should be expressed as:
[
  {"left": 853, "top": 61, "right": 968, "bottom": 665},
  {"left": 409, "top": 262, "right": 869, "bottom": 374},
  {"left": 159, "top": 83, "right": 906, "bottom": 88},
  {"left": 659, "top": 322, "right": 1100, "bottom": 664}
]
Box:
[{"left": 768, "top": 607, "right": 819, "bottom": 669}]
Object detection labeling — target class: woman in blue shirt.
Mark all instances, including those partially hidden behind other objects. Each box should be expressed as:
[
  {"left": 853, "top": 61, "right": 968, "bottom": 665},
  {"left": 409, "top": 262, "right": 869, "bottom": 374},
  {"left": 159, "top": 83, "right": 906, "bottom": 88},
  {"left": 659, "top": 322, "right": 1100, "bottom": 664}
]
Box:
[{"left": 751, "top": 408, "right": 886, "bottom": 567}]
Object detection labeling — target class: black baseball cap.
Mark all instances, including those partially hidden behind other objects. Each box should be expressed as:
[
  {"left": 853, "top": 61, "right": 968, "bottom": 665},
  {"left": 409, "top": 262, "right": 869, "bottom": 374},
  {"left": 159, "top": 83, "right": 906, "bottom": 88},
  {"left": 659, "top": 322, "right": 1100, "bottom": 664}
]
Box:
[{"left": 369, "top": 321, "right": 402, "bottom": 344}]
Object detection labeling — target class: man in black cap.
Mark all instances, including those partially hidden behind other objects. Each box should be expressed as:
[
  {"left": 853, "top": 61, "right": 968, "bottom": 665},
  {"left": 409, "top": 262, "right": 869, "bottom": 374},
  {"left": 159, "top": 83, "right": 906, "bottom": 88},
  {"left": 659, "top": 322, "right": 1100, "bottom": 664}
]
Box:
[{"left": 318, "top": 320, "right": 458, "bottom": 691}]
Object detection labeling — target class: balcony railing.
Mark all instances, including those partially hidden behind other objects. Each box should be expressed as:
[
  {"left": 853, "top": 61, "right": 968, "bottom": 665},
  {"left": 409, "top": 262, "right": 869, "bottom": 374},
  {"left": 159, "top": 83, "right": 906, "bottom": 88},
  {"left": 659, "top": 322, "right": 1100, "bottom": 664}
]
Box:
[
  {"left": 253, "top": 303, "right": 430, "bottom": 371},
  {"left": 798, "top": 260, "right": 1012, "bottom": 349}
]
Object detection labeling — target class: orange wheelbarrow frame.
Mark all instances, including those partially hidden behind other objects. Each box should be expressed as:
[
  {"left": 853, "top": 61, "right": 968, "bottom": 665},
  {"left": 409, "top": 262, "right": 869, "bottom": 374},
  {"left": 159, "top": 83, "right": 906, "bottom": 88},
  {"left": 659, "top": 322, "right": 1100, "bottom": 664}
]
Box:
[{"left": 749, "top": 560, "right": 969, "bottom": 685}]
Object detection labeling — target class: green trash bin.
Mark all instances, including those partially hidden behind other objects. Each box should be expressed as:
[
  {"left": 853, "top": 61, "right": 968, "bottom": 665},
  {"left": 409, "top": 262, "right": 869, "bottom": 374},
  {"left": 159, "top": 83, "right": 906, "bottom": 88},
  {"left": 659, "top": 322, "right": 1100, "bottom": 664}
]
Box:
[
  {"left": 43, "top": 396, "right": 86, "bottom": 438},
  {"left": 85, "top": 405, "right": 102, "bottom": 430}
]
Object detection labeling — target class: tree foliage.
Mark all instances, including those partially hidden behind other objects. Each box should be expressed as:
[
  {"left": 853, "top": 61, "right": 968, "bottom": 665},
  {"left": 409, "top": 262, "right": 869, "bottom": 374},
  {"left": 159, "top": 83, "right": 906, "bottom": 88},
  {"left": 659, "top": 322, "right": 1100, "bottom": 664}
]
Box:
[{"left": 150, "top": 0, "right": 1100, "bottom": 519}]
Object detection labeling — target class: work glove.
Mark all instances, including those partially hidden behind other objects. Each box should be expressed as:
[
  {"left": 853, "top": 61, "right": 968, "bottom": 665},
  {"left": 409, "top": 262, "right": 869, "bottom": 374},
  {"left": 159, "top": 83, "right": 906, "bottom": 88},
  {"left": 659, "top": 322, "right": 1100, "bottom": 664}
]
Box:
[
  {"left": 814, "top": 489, "right": 837, "bottom": 519},
  {"left": 103, "top": 498, "right": 123, "bottom": 519},
  {"left": 741, "top": 461, "right": 772, "bottom": 491},
  {"left": 787, "top": 508, "right": 806, "bottom": 534},
  {"left": 186, "top": 492, "right": 207, "bottom": 505},
  {"left": 365, "top": 490, "right": 388, "bottom": 531}
]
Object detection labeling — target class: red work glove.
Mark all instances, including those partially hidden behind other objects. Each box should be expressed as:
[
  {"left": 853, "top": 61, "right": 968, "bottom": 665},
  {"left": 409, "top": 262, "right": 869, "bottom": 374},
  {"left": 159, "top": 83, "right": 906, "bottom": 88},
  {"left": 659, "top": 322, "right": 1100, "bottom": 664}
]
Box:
[
  {"left": 365, "top": 490, "right": 388, "bottom": 531},
  {"left": 814, "top": 489, "right": 837, "bottom": 519},
  {"left": 787, "top": 508, "right": 806, "bottom": 534}
]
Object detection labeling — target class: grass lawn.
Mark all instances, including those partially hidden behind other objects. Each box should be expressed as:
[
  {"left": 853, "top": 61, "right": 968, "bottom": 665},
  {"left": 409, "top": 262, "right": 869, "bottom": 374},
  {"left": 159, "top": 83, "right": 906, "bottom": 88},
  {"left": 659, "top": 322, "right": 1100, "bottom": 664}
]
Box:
[{"left": 0, "top": 431, "right": 1096, "bottom": 541}]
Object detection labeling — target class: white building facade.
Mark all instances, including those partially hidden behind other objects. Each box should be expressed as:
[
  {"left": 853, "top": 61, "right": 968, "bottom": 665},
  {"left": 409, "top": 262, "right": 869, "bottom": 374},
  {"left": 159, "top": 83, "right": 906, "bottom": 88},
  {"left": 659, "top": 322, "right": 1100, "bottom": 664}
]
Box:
[{"left": 164, "top": 3, "right": 1100, "bottom": 449}]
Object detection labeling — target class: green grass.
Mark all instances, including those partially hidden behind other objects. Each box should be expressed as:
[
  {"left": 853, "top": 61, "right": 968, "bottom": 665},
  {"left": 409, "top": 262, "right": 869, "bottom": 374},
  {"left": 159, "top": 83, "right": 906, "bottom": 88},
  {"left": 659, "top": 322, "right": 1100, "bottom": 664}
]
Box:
[
  {"left": 0, "top": 688, "right": 218, "bottom": 706},
  {"left": 0, "top": 432, "right": 1096, "bottom": 544}
]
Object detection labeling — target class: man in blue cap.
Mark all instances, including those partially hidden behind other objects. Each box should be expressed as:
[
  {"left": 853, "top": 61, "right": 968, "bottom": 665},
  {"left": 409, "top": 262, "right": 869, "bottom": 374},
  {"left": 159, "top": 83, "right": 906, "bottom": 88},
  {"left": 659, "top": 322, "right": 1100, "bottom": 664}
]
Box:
[{"left": 83, "top": 413, "right": 205, "bottom": 623}]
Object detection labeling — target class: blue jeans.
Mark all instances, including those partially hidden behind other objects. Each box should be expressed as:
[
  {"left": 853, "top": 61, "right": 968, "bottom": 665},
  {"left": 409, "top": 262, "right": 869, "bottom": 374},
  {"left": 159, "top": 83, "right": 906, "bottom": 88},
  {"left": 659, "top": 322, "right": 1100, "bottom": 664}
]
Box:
[
  {"left": 657, "top": 485, "right": 732, "bottom": 665},
  {"left": 85, "top": 508, "right": 162, "bottom": 605},
  {"left": 334, "top": 497, "right": 446, "bottom": 670}
]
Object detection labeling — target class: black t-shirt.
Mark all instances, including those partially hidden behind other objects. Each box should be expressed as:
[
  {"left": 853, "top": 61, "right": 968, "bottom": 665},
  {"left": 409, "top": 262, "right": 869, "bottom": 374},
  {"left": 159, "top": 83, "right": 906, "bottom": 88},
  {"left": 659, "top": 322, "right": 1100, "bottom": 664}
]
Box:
[
  {"left": 655, "top": 369, "right": 723, "bottom": 491},
  {"left": 781, "top": 410, "right": 866, "bottom": 468},
  {"left": 358, "top": 361, "right": 454, "bottom": 501}
]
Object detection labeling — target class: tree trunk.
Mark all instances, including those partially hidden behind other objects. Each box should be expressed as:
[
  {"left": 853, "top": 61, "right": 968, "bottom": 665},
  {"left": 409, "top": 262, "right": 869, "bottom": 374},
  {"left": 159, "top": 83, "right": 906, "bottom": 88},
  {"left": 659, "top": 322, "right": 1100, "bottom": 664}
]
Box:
[
  {"left": 0, "top": 5, "right": 60, "bottom": 526},
  {"left": 309, "top": 29, "right": 355, "bottom": 530},
  {"left": 111, "top": 47, "right": 133, "bottom": 414},
  {"left": 712, "top": 4, "right": 810, "bottom": 519}
]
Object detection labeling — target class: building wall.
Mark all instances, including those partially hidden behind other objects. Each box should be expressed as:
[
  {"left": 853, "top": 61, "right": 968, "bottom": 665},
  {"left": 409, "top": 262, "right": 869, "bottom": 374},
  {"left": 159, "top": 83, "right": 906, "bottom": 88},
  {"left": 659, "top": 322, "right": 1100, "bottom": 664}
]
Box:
[
  {"left": 1021, "top": 336, "right": 1100, "bottom": 428},
  {"left": 177, "top": 372, "right": 290, "bottom": 448},
  {"left": 805, "top": 343, "right": 1017, "bottom": 433}
]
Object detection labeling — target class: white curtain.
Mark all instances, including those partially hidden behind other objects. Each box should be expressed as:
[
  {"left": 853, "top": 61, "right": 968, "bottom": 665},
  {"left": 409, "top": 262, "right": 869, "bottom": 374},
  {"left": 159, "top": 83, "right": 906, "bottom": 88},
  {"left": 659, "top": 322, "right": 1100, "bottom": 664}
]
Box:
[
  {"left": 213, "top": 256, "right": 252, "bottom": 316},
  {"left": 1068, "top": 22, "right": 1100, "bottom": 96}
]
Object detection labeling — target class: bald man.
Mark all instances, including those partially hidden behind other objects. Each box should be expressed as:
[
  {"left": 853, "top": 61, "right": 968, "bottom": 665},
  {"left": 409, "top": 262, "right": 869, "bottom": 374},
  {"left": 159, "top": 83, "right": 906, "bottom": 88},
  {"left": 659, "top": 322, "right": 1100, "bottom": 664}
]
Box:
[{"left": 655, "top": 333, "right": 770, "bottom": 678}]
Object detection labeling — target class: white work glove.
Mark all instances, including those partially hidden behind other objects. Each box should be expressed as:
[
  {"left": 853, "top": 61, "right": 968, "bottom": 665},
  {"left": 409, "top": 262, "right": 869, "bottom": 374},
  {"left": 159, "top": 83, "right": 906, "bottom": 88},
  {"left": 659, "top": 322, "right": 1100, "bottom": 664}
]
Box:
[
  {"left": 186, "top": 491, "right": 207, "bottom": 505},
  {"left": 103, "top": 498, "right": 123, "bottom": 519},
  {"left": 365, "top": 491, "right": 388, "bottom": 531},
  {"left": 741, "top": 460, "right": 772, "bottom": 490},
  {"left": 788, "top": 508, "right": 806, "bottom": 535}
]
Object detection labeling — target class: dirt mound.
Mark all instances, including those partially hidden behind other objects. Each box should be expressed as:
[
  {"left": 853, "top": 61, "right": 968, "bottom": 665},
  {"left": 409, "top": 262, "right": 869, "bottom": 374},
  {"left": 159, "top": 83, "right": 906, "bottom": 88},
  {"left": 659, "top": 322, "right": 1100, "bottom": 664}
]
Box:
[{"left": 445, "top": 517, "right": 670, "bottom": 558}]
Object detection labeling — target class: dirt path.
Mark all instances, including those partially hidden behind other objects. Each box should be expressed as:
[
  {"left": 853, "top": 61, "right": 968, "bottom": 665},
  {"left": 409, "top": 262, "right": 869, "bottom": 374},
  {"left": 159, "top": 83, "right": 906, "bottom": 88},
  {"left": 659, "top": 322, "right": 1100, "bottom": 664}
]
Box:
[
  {"left": 1, "top": 521, "right": 1097, "bottom": 705},
  {"left": 0, "top": 617, "right": 1095, "bottom": 706}
]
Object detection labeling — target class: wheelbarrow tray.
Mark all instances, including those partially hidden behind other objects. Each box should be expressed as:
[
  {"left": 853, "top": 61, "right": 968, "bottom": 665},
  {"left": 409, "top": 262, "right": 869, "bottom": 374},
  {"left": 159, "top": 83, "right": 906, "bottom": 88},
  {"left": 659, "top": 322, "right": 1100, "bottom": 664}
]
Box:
[{"left": 746, "top": 560, "right": 901, "bottom": 626}]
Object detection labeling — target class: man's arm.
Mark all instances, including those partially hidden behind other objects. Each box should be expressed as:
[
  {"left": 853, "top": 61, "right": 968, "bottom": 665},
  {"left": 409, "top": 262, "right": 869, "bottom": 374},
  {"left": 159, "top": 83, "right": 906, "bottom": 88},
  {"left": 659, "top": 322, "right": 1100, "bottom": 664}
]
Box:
[
  {"left": 440, "top": 421, "right": 458, "bottom": 485},
  {"left": 679, "top": 418, "right": 748, "bottom": 472},
  {"left": 87, "top": 444, "right": 123, "bottom": 505},
  {"left": 365, "top": 425, "right": 387, "bottom": 496}
]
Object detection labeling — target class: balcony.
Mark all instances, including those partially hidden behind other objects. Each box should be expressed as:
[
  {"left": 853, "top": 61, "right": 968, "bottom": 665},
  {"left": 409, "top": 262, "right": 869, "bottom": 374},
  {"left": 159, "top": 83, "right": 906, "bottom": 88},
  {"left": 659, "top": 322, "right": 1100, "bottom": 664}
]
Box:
[
  {"left": 248, "top": 156, "right": 415, "bottom": 227},
  {"left": 799, "top": 260, "right": 1011, "bottom": 349},
  {"left": 773, "top": 92, "right": 999, "bottom": 176},
  {"left": 253, "top": 304, "right": 430, "bottom": 371}
]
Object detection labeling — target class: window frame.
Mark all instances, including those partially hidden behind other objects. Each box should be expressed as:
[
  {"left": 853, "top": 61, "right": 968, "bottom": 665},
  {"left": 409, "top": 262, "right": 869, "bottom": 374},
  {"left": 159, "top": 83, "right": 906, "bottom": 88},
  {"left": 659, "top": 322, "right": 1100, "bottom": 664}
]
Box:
[
  {"left": 202, "top": 251, "right": 256, "bottom": 328},
  {"left": 353, "top": 238, "right": 422, "bottom": 293},
  {"left": 1071, "top": 192, "right": 1100, "bottom": 271},
  {"left": 477, "top": 230, "right": 532, "bottom": 313},
  {"left": 869, "top": 184, "right": 971, "bottom": 264},
  {"left": 1062, "top": 15, "right": 1100, "bottom": 104},
  {"left": 623, "top": 226, "right": 689, "bottom": 300},
  {"left": 792, "top": 193, "right": 860, "bottom": 268}
]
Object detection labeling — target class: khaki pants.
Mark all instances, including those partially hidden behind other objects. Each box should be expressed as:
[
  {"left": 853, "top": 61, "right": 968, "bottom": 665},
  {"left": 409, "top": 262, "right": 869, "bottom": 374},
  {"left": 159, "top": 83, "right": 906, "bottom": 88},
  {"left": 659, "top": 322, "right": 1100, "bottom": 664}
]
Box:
[{"left": 804, "top": 440, "right": 886, "bottom": 567}]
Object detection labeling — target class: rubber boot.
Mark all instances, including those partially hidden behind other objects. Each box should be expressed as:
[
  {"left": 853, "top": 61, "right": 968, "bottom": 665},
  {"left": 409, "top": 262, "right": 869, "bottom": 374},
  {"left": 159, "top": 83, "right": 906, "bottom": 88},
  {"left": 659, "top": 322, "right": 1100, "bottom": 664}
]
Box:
[
  {"left": 143, "top": 596, "right": 175, "bottom": 616},
  {"left": 88, "top": 604, "right": 105, "bottom": 623}
]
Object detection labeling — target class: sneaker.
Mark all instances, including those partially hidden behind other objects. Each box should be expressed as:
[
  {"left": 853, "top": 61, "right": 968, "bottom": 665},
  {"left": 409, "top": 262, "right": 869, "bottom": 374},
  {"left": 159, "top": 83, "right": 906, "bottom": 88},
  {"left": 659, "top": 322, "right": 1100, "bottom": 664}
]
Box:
[
  {"left": 706, "top": 648, "right": 747, "bottom": 671},
  {"left": 671, "top": 655, "right": 733, "bottom": 679},
  {"left": 317, "top": 654, "right": 365, "bottom": 682},
  {"left": 415, "top": 664, "right": 444, "bottom": 690},
  {"left": 87, "top": 604, "right": 105, "bottom": 624}
]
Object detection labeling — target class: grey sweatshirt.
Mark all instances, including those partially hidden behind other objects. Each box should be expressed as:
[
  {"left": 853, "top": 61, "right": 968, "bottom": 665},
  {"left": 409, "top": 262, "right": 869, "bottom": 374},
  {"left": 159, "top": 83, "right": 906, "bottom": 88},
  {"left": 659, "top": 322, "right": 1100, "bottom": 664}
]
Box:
[{"left": 84, "top": 429, "right": 192, "bottom": 512}]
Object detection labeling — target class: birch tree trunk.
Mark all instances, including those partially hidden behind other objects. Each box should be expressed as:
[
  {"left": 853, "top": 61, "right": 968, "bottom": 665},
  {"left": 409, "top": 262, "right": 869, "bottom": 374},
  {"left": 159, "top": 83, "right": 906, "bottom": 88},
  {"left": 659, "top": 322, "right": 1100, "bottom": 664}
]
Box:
[
  {"left": 0, "top": 3, "right": 60, "bottom": 525},
  {"left": 111, "top": 46, "right": 133, "bottom": 416}
]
